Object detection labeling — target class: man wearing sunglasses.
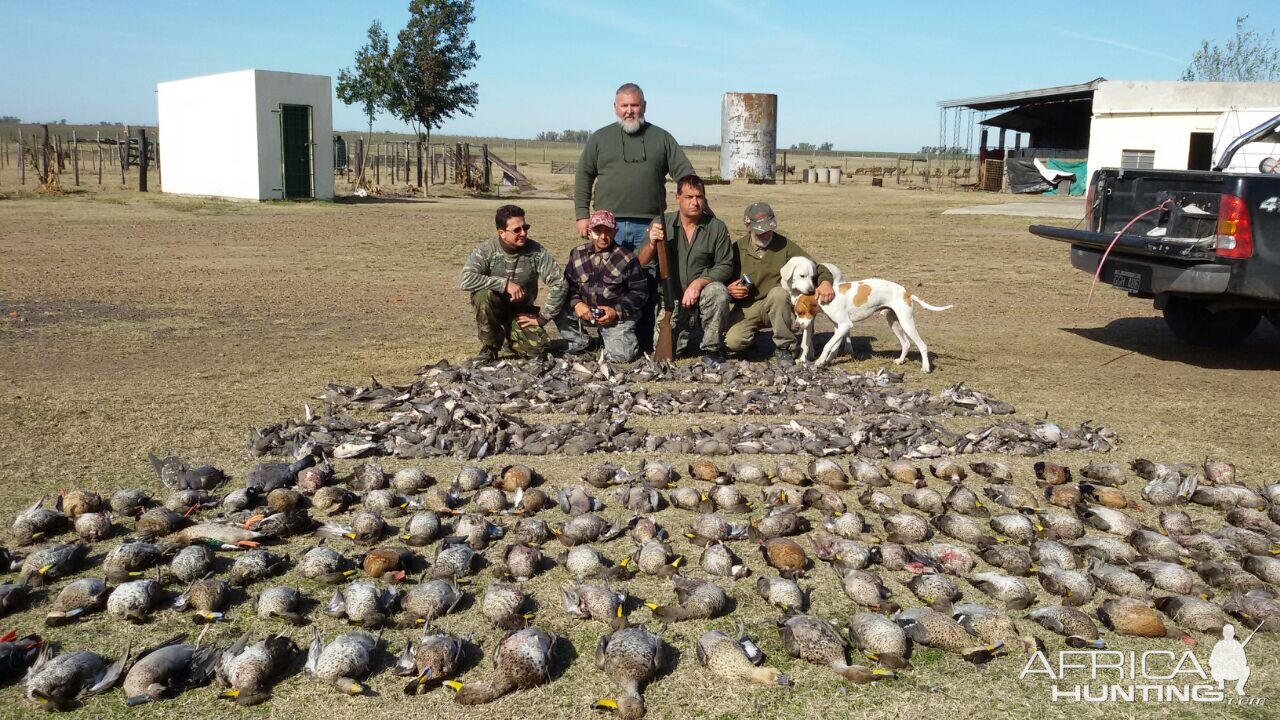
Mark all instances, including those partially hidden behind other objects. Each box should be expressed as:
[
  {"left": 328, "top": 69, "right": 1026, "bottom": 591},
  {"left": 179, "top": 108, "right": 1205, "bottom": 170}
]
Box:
[
  {"left": 575, "top": 83, "right": 695, "bottom": 353},
  {"left": 460, "top": 204, "right": 567, "bottom": 362}
]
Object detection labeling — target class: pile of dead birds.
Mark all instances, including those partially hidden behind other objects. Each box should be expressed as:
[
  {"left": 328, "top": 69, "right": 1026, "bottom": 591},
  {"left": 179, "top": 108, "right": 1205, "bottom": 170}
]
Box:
[
  {"left": 1, "top": 447, "right": 1277, "bottom": 714},
  {"left": 249, "top": 358, "right": 1120, "bottom": 461}
]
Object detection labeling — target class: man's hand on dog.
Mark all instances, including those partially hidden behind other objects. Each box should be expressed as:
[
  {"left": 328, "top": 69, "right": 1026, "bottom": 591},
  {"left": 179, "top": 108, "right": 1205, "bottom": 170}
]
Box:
[
  {"left": 727, "top": 279, "right": 750, "bottom": 301},
  {"left": 505, "top": 281, "right": 526, "bottom": 303},
  {"left": 515, "top": 313, "right": 540, "bottom": 329},
  {"left": 816, "top": 281, "right": 835, "bottom": 305}
]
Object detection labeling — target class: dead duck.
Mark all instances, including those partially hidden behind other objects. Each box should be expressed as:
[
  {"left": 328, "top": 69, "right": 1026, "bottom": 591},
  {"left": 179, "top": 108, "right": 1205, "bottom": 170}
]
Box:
[
  {"left": 325, "top": 580, "right": 398, "bottom": 628},
  {"left": 245, "top": 454, "right": 316, "bottom": 494},
  {"left": 400, "top": 512, "right": 444, "bottom": 546},
  {"left": 839, "top": 569, "right": 898, "bottom": 613},
  {"left": 749, "top": 507, "right": 807, "bottom": 540},
  {"left": 1031, "top": 539, "right": 1079, "bottom": 570},
  {"left": 1080, "top": 483, "right": 1130, "bottom": 508},
  {"left": 757, "top": 575, "right": 806, "bottom": 611},
  {"left": 228, "top": 548, "right": 289, "bottom": 587},
  {"left": 906, "top": 573, "right": 962, "bottom": 613},
  {"left": 215, "top": 632, "right": 298, "bottom": 706},
  {"left": 983, "top": 484, "right": 1040, "bottom": 514},
  {"left": 103, "top": 541, "right": 168, "bottom": 582},
  {"left": 0, "top": 583, "right": 31, "bottom": 617},
  {"left": 313, "top": 486, "right": 356, "bottom": 515},
  {"left": 0, "top": 632, "right": 39, "bottom": 683},
  {"left": 166, "top": 522, "right": 264, "bottom": 549},
  {"left": 122, "top": 634, "right": 220, "bottom": 706},
  {"left": 56, "top": 490, "right": 104, "bottom": 520},
  {"left": 107, "top": 577, "right": 164, "bottom": 623},
  {"left": 646, "top": 577, "right": 726, "bottom": 622},
  {"left": 669, "top": 487, "right": 713, "bottom": 514},
  {"left": 1033, "top": 461, "right": 1072, "bottom": 486},
  {"left": 800, "top": 487, "right": 843, "bottom": 515},
  {"left": 1222, "top": 591, "right": 1280, "bottom": 630},
  {"left": 967, "top": 572, "right": 1035, "bottom": 610},
  {"left": 1044, "top": 484, "right": 1082, "bottom": 509},
  {"left": 509, "top": 517, "right": 552, "bottom": 546},
  {"left": 808, "top": 459, "right": 850, "bottom": 490},
  {"left": 1160, "top": 510, "right": 1197, "bottom": 537},
  {"left": 1242, "top": 554, "right": 1280, "bottom": 585},
  {"left": 563, "top": 582, "right": 628, "bottom": 629},
  {"left": 969, "top": 460, "right": 1013, "bottom": 481},
  {"left": 847, "top": 612, "right": 912, "bottom": 669},
  {"left": 170, "top": 545, "right": 215, "bottom": 584},
  {"left": 930, "top": 459, "right": 967, "bottom": 484},
  {"left": 23, "top": 644, "right": 129, "bottom": 711},
  {"left": 502, "top": 543, "right": 544, "bottom": 581},
  {"left": 482, "top": 581, "right": 532, "bottom": 630},
  {"left": 1129, "top": 529, "right": 1185, "bottom": 563},
  {"left": 510, "top": 486, "right": 550, "bottom": 515},
  {"left": 419, "top": 486, "right": 462, "bottom": 515},
  {"left": 395, "top": 624, "right": 465, "bottom": 694},
  {"left": 688, "top": 458, "right": 725, "bottom": 483},
  {"left": 109, "top": 488, "right": 153, "bottom": 517},
  {"left": 1077, "top": 504, "right": 1139, "bottom": 537},
  {"left": 925, "top": 543, "right": 978, "bottom": 576},
  {"left": 990, "top": 513, "right": 1040, "bottom": 544},
  {"left": 858, "top": 488, "right": 898, "bottom": 514},
  {"left": 613, "top": 486, "right": 661, "bottom": 514},
  {"left": 305, "top": 628, "right": 379, "bottom": 696},
  {"left": 893, "top": 608, "right": 1003, "bottom": 664},
  {"left": 631, "top": 540, "right": 681, "bottom": 578},
  {"left": 432, "top": 539, "right": 477, "bottom": 579},
  {"left": 559, "top": 487, "right": 606, "bottom": 516},
  {"left": 885, "top": 460, "right": 923, "bottom": 487},
  {"left": 452, "top": 466, "right": 488, "bottom": 493},
  {"left": 1155, "top": 595, "right": 1227, "bottom": 634},
  {"left": 45, "top": 577, "right": 109, "bottom": 626},
  {"left": 297, "top": 461, "right": 337, "bottom": 495},
  {"left": 560, "top": 545, "right": 631, "bottom": 582},
  {"left": 1037, "top": 565, "right": 1095, "bottom": 606},
  {"left": 779, "top": 614, "right": 896, "bottom": 684},
  {"left": 12, "top": 496, "right": 67, "bottom": 546},
  {"left": 773, "top": 460, "right": 810, "bottom": 487},
  {"left": 980, "top": 544, "right": 1037, "bottom": 577},
  {"left": 359, "top": 547, "right": 413, "bottom": 584},
  {"left": 299, "top": 545, "right": 356, "bottom": 584},
  {"left": 1132, "top": 560, "right": 1209, "bottom": 596},
  {"left": 1087, "top": 559, "right": 1152, "bottom": 602},
  {"left": 729, "top": 460, "right": 772, "bottom": 486},
  {"left": 944, "top": 484, "right": 989, "bottom": 517},
  {"left": 592, "top": 626, "right": 666, "bottom": 720},
  {"left": 495, "top": 463, "right": 537, "bottom": 493},
  {"left": 581, "top": 463, "right": 620, "bottom": 489},
  {"left": 694, "top": 629, "right": 790, "bottom": 686},
  {"left": 1097, "top": 598, "right": 1194, "bottom": 642},
  {"left": 173, "top": 578, "right": 232, "bottom": 623},
  {"left": 450, "top": 513, "right": 505, "bottom": 550},
  {"left": 447, "top": 627, "right": 557, "bottom": 705},
  {"left": 316, "top": 512, "right": 386, "bottom": 545},
  {"left": 811, "top": 535, "right": 872, "bottom": 572},
  {"left": 400, "top": 577, "right": 465, "bottom": 627},
  {"left": 931, "top": 513, "right": 995, "bottom": 547},
  {"left": 952, "top": 603, "right": 1041, "bottom": 656},
  {"left": 700, "top": 542, "right": 750, "bottom": 580},
  {"left": 901, "top": 487, "right": 945, "bottom": 516},
  {"left": 73, "top": 512, "right": 113, "bottom": 542},
  {"left": 1036, "top": 511, "right": 1085, "bottom": 540},
  {"left": 759, "top": 537, "right": 808, "bottom": 578},
  {"left": 1072, "top": 536, "right": 1141, "bottom": 566},
  {"left": 162, "top": 490, "right": 215, "bottom": 516},
  {"left": 20, "top": 542, "right": 89, "bottom": 587},
  {"left": 554, "top": 513, "right": 624, "bottom": 546},
  {"left": 148, "top": 453, "right": 228, "bottom": 492},
  {"left": 255, "top": 586, "right": 308, "bottom": 625},
  {"left": 825, "top": 512, "right": 867, "bottom": 540},
  {"left": 365, "top": 489, "right": 418, "bottom": 518}
]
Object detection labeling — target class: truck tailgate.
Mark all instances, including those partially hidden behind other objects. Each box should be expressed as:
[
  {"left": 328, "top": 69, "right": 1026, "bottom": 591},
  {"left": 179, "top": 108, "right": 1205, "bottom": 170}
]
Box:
[{"left": 1028, "top": 224, "right": 1213, "bottom": 262}]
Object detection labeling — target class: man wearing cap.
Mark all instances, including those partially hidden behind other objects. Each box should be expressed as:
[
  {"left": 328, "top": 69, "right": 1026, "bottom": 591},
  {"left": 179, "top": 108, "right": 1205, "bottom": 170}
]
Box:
[
  {"left": 555, "top": 210, "right": 649, "bottom": 362},
  {"left": 576, "top": 83, "right": 696, "bottom": 353},
  {"left": 644, "top": 174, "right": 733, "bottom": 364},
  {"left": 725, "top": 201, "right": 835, "bottom": 367},
  {"left": 459, "top": 204, "right": 568, "bottom": 363}
]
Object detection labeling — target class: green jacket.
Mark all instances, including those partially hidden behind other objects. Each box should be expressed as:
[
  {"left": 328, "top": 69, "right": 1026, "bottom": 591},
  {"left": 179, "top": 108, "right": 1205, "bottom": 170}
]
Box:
[
  {"left": 574, "top": 122, "right": 694, "bottom": 220},
  {"left": 459, "top": 237, "right": 568, "bottom": 322},
  {"left": 656, "top": 211, "right": 735, "bottom": 293},
  {"left": 732, "top": 232, "right": 833, "bottom": 304}
]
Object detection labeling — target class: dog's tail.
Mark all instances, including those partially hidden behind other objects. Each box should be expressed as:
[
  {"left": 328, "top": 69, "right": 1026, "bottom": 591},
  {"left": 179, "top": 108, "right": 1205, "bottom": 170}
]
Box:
[
  {"left": 822, "top": 263, "right": 844, "bottom": 285},
  {"left": 910, "top": 296, "right": 953, "bottom": 312}
]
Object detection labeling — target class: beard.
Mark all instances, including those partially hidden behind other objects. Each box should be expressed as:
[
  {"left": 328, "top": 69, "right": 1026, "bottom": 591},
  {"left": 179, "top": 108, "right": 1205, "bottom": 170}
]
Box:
[{"left": 618, "top": 115, "right": 645, "bottom": 134}]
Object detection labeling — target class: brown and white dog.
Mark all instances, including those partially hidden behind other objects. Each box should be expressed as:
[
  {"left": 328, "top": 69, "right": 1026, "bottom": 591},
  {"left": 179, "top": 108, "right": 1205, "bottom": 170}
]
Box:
[{"left": 780, "top": 256, "right": 952, "bottom": 372}]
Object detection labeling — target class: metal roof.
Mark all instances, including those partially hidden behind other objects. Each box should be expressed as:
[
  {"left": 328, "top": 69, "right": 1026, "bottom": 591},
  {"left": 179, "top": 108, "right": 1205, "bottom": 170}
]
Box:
[{"left": 938, "top": 78, "right": 1105, "bottom": 110}]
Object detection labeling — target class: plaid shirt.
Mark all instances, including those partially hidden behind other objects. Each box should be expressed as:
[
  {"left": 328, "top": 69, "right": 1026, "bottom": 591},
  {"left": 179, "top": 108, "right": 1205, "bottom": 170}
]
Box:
[{"left": 563, "top": 241, "right": 649, "bottom": 318}]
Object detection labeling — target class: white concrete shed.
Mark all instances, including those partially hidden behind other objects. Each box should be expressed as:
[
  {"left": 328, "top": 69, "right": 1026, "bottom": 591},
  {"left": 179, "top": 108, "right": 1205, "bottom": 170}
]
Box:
[{"left": 157, "top": 69, "right": 333, "bottom": 201}]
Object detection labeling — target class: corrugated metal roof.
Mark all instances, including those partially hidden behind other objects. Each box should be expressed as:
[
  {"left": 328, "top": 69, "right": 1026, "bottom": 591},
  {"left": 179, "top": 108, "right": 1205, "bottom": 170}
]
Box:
[{"left": 938, "top": 78, "right": 1106, "bottom": 110}]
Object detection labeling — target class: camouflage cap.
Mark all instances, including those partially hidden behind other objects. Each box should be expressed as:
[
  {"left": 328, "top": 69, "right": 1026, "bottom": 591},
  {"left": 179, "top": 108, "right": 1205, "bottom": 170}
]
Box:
[{"left": 744, "top": 202, "right": 777, "bottom": 233}]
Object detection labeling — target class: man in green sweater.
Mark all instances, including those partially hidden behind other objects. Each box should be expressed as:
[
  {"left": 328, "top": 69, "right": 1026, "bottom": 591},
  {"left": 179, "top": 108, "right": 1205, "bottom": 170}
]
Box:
[
  {"left": 459, "top": 204, "right": 567, "bottom": 363},
  {"left": 725, "top": 202, "right": 835, "bottom": 367},
  {"left": 576, "top": 83, "right": 695, "bottom": 353},
  {"left": 642, "top": 175, "right": 733, "bottom": 364}
]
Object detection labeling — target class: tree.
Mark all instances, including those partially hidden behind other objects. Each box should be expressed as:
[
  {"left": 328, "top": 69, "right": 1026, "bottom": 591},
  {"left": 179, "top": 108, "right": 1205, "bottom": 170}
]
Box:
[
  {"left": 0, "top": 115, "right": 20, "bottom": 124},
  {"left": 336, "top": 20, "right": 393, "bottom": 138},
  {"left": 386, "top": 0, "right": 480, "bottom": 151},
  {"left": 790, "top": 142, "right": 815, "bottom": 151},
  {"left": 1182, "top": 15, "right": 1280, "bottom": 82},
  {"left": 818, "top": 142, "right": 833, "bottom": 152}
]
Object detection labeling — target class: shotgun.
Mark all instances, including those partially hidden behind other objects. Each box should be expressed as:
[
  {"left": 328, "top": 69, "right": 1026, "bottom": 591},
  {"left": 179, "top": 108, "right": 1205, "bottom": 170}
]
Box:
[{"left": 653, "top": 218, "right": 675, "bottom": 361}]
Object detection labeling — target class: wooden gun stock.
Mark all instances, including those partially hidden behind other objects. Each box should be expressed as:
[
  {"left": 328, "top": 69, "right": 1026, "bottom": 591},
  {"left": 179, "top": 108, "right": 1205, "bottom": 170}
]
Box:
[{"left": 653, "top": 229, "right": 675, "bottom": 361}]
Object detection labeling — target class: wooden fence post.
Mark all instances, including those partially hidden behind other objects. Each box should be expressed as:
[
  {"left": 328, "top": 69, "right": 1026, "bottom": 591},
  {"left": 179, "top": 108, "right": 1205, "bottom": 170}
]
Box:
[
  {"left": 72, "top": 131, "right": 80, "bottom": 186},
  {"left": 119, "top": 139, "right": 127, "bottom": 187},
  {"left": 482, "top": 144, "right": 491, "bottom": 190},
  {"left": 18, "top": 126, "right": 24, "bottom": 185},
  {"left": 98, "top": 146, "right": 103, "bottom": 185},
  {"left": 138, "top": 128, "right": 148, "bottom": 192},
  {"left": 782, "top": 151, "right": 787, "bottom": 184},
  {"left": 40, "top": 125, "right": 50, "bottom": 181}
]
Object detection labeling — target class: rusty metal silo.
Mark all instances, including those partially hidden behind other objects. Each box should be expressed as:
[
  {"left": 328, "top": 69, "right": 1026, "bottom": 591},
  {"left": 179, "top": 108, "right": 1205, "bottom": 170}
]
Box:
[{"left": 720, "top": 93, "right": 777, "bottom": 181}]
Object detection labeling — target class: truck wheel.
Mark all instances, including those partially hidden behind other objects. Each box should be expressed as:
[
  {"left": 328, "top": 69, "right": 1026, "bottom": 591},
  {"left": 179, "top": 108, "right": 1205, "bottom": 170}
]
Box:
[{"left": 1162, "top": 297, "right": 1261, "bottom": 346}]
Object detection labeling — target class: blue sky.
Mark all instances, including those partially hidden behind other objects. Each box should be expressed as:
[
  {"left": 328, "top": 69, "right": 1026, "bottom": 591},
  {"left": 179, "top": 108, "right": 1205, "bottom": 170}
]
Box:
[{"left": 5, "top": 1, "right": 1279, "bottom": 151}]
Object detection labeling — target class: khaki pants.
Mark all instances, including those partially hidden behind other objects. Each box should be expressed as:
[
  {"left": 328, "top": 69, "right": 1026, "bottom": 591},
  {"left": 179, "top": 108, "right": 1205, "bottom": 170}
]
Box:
[
  {"left": 725, "top": 285, "right": 796, "bottom": 353},
  {"left": 660, "top": 281, "right": 730, "bottom": 356}
]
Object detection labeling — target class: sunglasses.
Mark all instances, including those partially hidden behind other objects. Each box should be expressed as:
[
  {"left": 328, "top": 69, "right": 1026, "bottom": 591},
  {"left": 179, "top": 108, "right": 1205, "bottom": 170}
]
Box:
[{"left": 503, "top": 224, "right": 532, "bottom": 235}]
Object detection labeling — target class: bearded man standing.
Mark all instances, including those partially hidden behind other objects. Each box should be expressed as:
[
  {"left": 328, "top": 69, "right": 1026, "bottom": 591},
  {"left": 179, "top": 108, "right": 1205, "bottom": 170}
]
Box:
[{"left": 575, "top": 82, "right": 694, "bottom": 352}]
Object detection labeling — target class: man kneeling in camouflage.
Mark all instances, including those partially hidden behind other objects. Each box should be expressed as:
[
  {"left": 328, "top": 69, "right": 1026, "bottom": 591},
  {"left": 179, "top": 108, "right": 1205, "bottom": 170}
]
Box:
[
  {"left": 555, "top": 210, "right": 648, "bottom": 362},
  {"left": 459, "top": 204, "right": 567, "bottom": 362}
]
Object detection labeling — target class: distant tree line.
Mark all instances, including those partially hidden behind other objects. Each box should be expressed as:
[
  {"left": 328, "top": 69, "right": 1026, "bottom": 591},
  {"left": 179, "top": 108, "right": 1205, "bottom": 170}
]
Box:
[
  {"left": 535, "top": 129, "right": 590, "bottom": 143},
  {"left": 919, "top": 145, "right": 968, "bottom": 155},
  {"left": 789, "top": 142, "right": 834, "bottom": 151}
]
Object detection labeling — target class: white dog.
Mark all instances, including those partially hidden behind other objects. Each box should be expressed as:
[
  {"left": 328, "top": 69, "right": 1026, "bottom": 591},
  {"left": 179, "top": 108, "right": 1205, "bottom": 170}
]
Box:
[{"left": 780, "top": 256, "right": 952, "bottom": 372}]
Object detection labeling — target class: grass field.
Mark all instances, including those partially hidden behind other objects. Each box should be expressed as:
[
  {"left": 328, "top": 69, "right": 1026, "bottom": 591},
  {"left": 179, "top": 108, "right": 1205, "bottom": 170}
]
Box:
[{"left": 0, "top": 169, "right": 1277, "bottom": 719}]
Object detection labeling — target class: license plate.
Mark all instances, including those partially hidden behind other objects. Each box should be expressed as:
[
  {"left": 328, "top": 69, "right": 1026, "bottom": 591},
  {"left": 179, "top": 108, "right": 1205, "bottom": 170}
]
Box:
[{"left": 1111, "top": 269, "right": 1143, "bottom": 293}]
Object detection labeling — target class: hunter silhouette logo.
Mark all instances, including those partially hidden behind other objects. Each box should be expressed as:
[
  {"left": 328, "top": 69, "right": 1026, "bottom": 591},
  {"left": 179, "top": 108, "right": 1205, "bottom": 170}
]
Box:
[{"left": 1208, "top": 623, "right": 1254, "bottom": 695}]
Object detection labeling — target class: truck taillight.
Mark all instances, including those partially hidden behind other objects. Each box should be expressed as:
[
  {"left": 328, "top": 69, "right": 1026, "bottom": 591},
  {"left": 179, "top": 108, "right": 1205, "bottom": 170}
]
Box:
[{"left": 1215, "top": 194, "right": 1253, "bottom": 259}]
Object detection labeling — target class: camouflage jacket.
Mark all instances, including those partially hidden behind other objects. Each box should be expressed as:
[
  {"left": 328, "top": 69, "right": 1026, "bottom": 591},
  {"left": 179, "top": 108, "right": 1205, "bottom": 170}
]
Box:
[{"left": 459, "top": 236, "right": 568, "bottom": 322}]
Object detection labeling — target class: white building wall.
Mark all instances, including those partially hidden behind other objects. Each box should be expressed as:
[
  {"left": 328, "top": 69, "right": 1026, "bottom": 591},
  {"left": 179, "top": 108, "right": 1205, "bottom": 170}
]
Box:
[
  {"left": 1087, "top": 81, "right": 1280, "bottom": 174},
  {"left": 157, "top": 69, "right": 333, "bottom": 201},
  {"left": 253, "top": 70, "right": 334, "bottom": 200},
  {"left": 157, "top": 70, "right": 260, "bottom": 200}
]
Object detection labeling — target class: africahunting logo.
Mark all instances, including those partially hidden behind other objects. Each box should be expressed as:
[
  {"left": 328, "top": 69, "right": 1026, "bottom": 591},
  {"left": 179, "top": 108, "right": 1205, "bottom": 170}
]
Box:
[{"left": 1019, "top": 623, "right": 1265, "bottom": 705}]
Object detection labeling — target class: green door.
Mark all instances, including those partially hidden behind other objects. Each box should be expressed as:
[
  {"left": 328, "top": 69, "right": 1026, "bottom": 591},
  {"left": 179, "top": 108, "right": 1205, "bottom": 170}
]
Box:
[{"left": 281, "top": 104, "right": 313, "bottom": 199}]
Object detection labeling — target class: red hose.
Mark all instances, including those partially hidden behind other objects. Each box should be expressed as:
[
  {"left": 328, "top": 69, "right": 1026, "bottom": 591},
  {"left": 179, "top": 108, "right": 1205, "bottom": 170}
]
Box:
[{"left": 1086, "top": 200, "right": 1173, "bottom": 307}]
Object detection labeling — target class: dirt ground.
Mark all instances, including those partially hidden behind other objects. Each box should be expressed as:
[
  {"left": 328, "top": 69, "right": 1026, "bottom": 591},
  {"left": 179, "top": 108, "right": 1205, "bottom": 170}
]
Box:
[{"left": 0, "top": 174, "right": 1277, "bottom": 719}]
